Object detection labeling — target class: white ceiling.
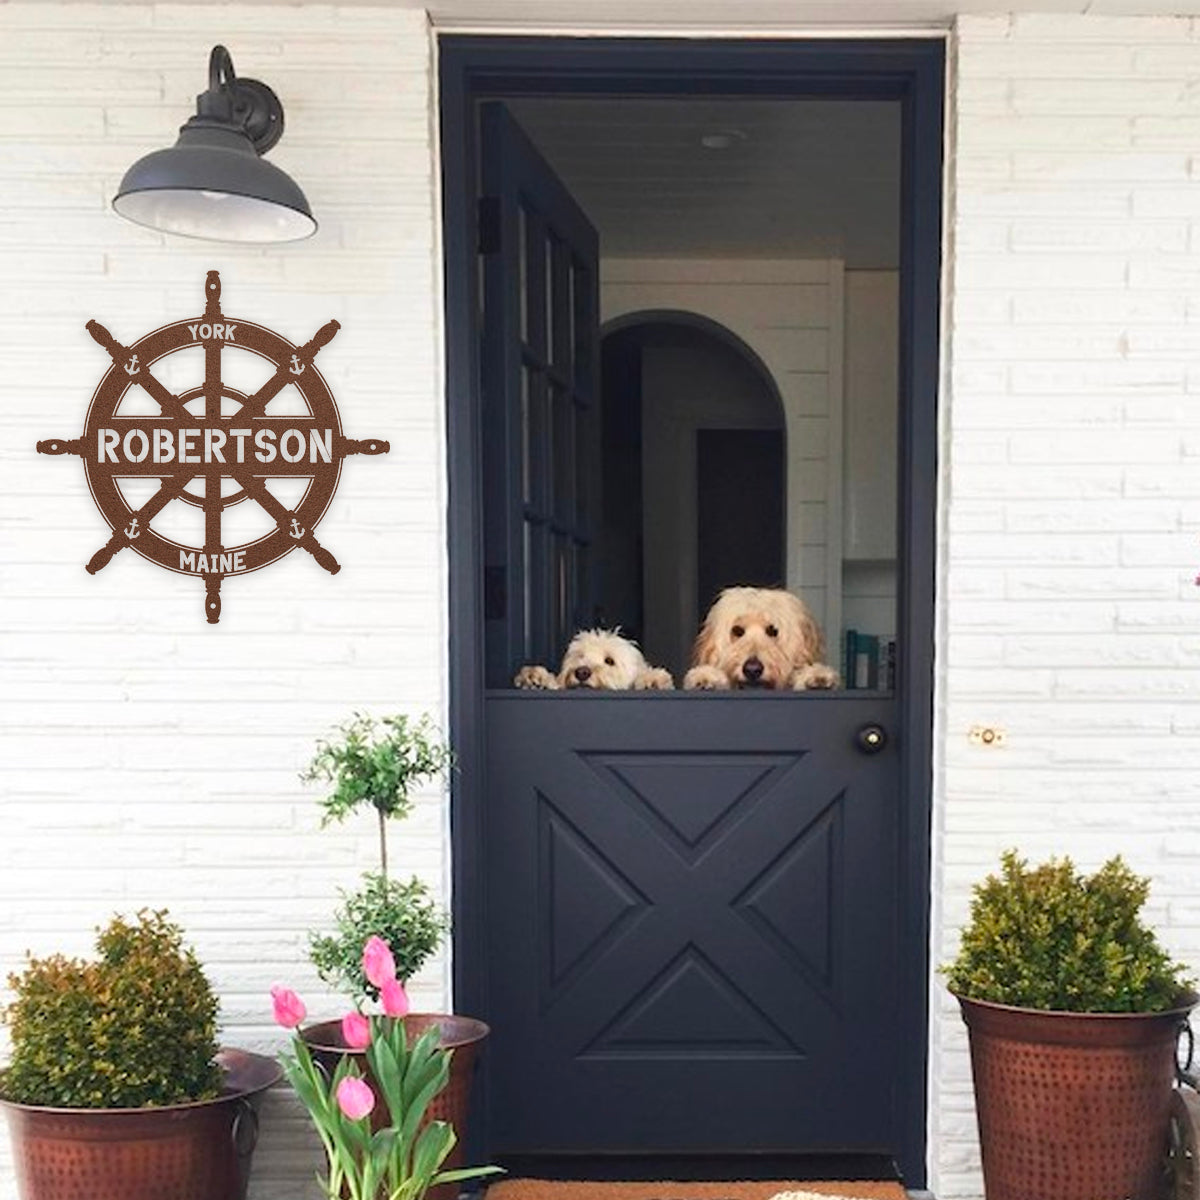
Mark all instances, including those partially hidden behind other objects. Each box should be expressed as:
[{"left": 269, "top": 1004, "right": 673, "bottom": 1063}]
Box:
[
  {"left": 57, "top": 0, "right": 1200, "bottom": 20},
  {"left": 507, "top": 98, "right": 901, "bottom": 265}
]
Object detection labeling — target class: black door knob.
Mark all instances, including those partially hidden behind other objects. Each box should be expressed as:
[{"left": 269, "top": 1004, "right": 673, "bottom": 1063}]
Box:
[{"left": 855, "top": 724, "right": 887, "bottom": 755}]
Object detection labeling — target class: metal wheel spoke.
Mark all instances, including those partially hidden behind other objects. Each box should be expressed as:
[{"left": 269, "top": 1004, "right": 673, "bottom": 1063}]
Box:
[
  {"left": 203, "top": 271, "right": 224, "bottom": 421},
  {"left": 85, "top": 320, "right": 193, "bottom": 423},
  {"left": 238, "top": 319, "right": 341, "bottom": 420},
  {"left": 85, "top": 474, "right": 195, "bottom": 575},
  {"left": 229, "top": 467, "right": 340, "bottom": 575}
]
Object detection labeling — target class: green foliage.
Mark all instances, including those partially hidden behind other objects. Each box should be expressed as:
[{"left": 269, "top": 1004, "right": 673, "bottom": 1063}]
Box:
[
  {"left": 281, "top": 1015, "right": 501, "bottom": 1200},
  {"left": 945, "top": 850, "right": 1194, "bottom": 1013},
  {"left": 310, "top": 872, "right": 450, "bottom": 999},
  {"left": 303, "top": 713, "right": 454, "bottom": 829},
  {"left": 1, "top": 910, "right": 222, "bottom": 1108}
]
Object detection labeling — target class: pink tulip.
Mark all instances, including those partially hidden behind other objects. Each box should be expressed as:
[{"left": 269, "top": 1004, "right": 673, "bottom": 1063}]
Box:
[
  {"left": 362, "top": 936, "right": 397, "bottom": 989},
  {"left": 270, "top": 985, "right": 307, "bottom": 1029},
  {"left": 342, "top": 1010, "right": 372, "bottom": 1050},
  {"left": 335, "top": 1075, "right": 376, "bottom": 1121},
  {"left": 380, "top": 976, "right": 410, "bottom": 1018}
]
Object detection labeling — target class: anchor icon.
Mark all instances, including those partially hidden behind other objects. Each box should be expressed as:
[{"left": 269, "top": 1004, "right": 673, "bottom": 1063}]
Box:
[
  {"left": 124, "top": 516, "right": 140, "bottom": 539},
  {"left": 124, "top": 354, "right": 139, "bottom": 376},
  {"left": 289, "top": 354, "right": 305, "bottom": 375},
  {"left": 288, "top": 518, "right": 305, "bottom": 539}
]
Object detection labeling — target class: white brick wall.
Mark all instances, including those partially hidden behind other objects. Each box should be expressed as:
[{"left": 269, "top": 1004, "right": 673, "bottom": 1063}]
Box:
[
  {"left": 933, "top": 14, "right": 1200, "bottom": 1198},
  {"left": 6, "top": 6, "right": 1200, "bottom": 1200},
  {"left": 0, "top": 6, "right": 442, "bottom": 1198}
]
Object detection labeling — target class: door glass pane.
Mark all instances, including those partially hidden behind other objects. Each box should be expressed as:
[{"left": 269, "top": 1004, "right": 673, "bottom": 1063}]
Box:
[
  {"left": 552, "top": 386, "right": 574, "bottom": 527},
  {"left": 574, "top": 399, "right": 590, "bottom": 530},
  {"left": 521, "top": 366, "right": 533, "bottom": 506},
  {"left": 525, "top": 209, "right": 546, "bottom": 360},
  {"left": 544, "top": 232, "right": 556, "bottom": 368},
  {"left": 553, "top": 532, "right": 570, "bottom": 653},
  {"left": 528, "top": 364, "right": 549, "bottom": 516},
  {"left": 518, "top": 204, "right": 529, "bottom": 345},
  {"left": 572, "top": 260, "right": 591, "bottom": 398},
  {"left": 522, "top": 520, "right": 534, "bottom": 662}
]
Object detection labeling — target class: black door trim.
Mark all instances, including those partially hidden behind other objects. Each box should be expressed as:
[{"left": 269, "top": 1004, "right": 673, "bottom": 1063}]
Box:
[{"left": 440, "top": 35, "right": 943, "bottom": 1187}]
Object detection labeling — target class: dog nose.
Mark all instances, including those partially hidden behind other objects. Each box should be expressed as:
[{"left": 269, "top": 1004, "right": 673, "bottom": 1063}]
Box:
[
  {"left": 743, "top": 658, "right": 764, "bottom": 682},
  {"left": 574, "top": 666, "right": 592, "bottom": 682}
]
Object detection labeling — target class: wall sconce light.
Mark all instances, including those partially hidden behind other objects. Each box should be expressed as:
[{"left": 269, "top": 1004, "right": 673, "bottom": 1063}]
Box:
[{"left": 113, "top": 45, "right": 316, "bottom": 244}]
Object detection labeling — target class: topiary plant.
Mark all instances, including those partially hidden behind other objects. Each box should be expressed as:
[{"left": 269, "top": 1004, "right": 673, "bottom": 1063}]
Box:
[
  {"left": 309, "top": 872, "right": 450, "bottom": 998},
  {"left": 945, "top": 849, "right": 1193, "bottom": 1013},
  {"left": 0, "top": 910, "right": 222, "bottom": 1108},
  {"left": 303, "top": 713, "right": 454, "bottom": 999}
]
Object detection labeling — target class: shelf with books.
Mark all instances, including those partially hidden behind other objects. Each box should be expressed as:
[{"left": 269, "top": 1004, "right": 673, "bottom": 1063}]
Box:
[{"left": 842, "top": 628, "right": 896, "bottom": 691}]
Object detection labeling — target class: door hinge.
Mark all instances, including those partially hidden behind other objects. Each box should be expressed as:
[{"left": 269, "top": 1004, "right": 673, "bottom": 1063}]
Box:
[{"left": 477, "top": 197, "right": 501, "bottom": 256}]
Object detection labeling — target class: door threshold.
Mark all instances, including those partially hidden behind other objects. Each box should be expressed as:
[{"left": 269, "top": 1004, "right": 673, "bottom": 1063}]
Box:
[{"left": 495, "top": 1153, "right": 902, "bottom": 1182}]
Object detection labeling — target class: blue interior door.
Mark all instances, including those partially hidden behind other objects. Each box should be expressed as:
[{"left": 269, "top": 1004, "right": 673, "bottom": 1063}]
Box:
[{"left": 477, "top": 100, "right": 908, "bottom": 1173}]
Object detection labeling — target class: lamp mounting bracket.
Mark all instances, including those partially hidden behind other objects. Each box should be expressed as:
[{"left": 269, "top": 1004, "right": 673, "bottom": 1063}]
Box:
[
  {"left": 228, "top": 76, "right": 284, "bottom": 155},
  {"left": 207, "top": 44, "right": 284, "bottom": 155}
]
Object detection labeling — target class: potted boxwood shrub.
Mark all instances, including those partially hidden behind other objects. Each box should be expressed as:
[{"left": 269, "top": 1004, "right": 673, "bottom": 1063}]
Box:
[
  {"left": 946, "top": 850, "right": 1196, "bottom": 1200},
  {"left": 0, "top": 909, "right": 280, "bottom": 1200},
  {"left": 301, "top": 713, "right": 488, "bottom": 1200}
]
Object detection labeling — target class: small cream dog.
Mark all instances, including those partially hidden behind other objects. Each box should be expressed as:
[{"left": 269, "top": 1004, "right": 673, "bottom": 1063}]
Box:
[
  {"left": 684, "top": 586, "right": 840, "bottom": 691},
  {"left": 514, "top": 628, "right": 674, "bottom": 691}
]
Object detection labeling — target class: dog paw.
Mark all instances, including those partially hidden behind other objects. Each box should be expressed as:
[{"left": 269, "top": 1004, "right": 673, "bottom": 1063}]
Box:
[
  {"left": 792, "top": 663, "right": 840, "bottom": 691},
  {"left": 683, "top": 665, "right": 730, "bottom": 691},
  {"left": 514, "top": 665, "right": 560, "bottom": 690},
  {"left": 635, "top": 667, "right": 675, "bottom": 691}
]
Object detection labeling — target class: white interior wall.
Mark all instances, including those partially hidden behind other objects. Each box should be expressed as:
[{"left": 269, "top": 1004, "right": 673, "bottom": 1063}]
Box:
[
  {"left": 640, "top": 339, "right": 785, "bottom": 676},
  {"left": 602, "top": 257, "right": 845, "bottom": 640},
  {"left": 843, "top": 269, "right": 900, "bottom": 650}
]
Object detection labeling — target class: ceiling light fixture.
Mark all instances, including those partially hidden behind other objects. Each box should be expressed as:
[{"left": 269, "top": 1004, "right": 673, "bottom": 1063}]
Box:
[
  {"left": 113, "top": 44, "right": 316, "bottom": 244},
  {"left": 700, "top": 129, "right": 748, "bottom": 151}
]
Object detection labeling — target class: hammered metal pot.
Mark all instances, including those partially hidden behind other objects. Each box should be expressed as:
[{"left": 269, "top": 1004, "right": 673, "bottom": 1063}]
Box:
[
  {"left": 302, "top": 1013, "right": 489, "bottom": 1200},
  {"left": 957, "top": 992, "right": 1196, "bottom": 1200},
  {"left": 0, "top": 1047, "right": 281, "bottom": 1200}
]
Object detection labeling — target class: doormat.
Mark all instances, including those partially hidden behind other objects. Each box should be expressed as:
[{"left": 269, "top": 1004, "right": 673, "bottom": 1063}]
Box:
[{"left": 487, "top": 1181, "right": 908, "bottom": 1200}]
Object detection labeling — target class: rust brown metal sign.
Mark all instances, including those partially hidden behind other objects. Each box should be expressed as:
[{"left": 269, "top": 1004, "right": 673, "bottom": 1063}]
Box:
[{"left": 37, "top": 271, "right": 389, "bottom": 623}]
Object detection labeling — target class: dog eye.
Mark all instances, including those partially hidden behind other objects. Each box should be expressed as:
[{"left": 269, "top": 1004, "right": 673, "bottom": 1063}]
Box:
[
  {"left": 604, "top": 656, "right": 615, "bottom": 666},
  {"left": 731, "top": 625, "right": 744, "bottom": 639},
  {"left": 766, "top": 624, "right": 778, "bottom": 638}
]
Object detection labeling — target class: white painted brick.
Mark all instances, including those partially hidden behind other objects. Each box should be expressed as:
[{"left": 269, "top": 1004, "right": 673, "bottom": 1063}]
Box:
[
  {"left": 960, "top": 43, "right": 1137, "bottom": 79},
  {"left": 1009, "top": 217, "right": 1186, "bottom": 251},
  {"left": 1012, "top": 290, "right": 1183, "bottom": 325},
  {"left": 1010, "top": 13, "right": 1192, "bottom": 41},
  {"left": 954, "top": 251, "right": 1127, "bottom": 289},
  {"left": 940, "top": 14, "right": 1200, "bottom": 1197},
  {"left": 0, "top": 6, "right": 444, "bottom": 1199},
  {"left": 963, "top": 116, "right": 1132, "bottom": 151}
]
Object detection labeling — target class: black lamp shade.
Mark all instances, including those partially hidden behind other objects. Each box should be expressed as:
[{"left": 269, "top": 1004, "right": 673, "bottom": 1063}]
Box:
[
  {"left": 114, "top": 123, "right": 316, "bottom": 243},
  {"left": 112, "top": 47, "right": 316, "bottom": 244}
]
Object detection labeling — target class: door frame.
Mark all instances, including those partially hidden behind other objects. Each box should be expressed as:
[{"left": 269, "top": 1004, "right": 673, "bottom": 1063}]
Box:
[{"left": 440, "top": 35, "right": 943, "bottom": 1186}]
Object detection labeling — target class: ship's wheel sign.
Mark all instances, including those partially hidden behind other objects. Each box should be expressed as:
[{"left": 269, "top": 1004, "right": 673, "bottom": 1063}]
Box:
[{"left": 37, "top": 270, "right": 389, "bottom": 624}]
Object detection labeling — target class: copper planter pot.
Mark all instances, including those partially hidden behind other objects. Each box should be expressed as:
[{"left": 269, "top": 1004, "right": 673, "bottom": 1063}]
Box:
[
  {"left": 957, "top": 993, "right": 1196, "bottom": 1200},
  {"left": 0, "top": 1047, "right": 281, "bottom": 1200},
  {"left": 302, "top": 1012, "right": 489, "bottom": 1200}
]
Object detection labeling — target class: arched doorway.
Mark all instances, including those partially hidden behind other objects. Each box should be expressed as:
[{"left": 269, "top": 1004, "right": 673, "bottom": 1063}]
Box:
[{"left": 599, "top": 313, "right": 787, "bottom": 678}]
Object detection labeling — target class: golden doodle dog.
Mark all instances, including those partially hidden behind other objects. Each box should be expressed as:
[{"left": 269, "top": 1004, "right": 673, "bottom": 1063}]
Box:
[
  {"left": 684, "top": 586, "right": 840, "bottom": 691},
  {"left": 514, "top": 628, "right": 674, "bottom": 691}
]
